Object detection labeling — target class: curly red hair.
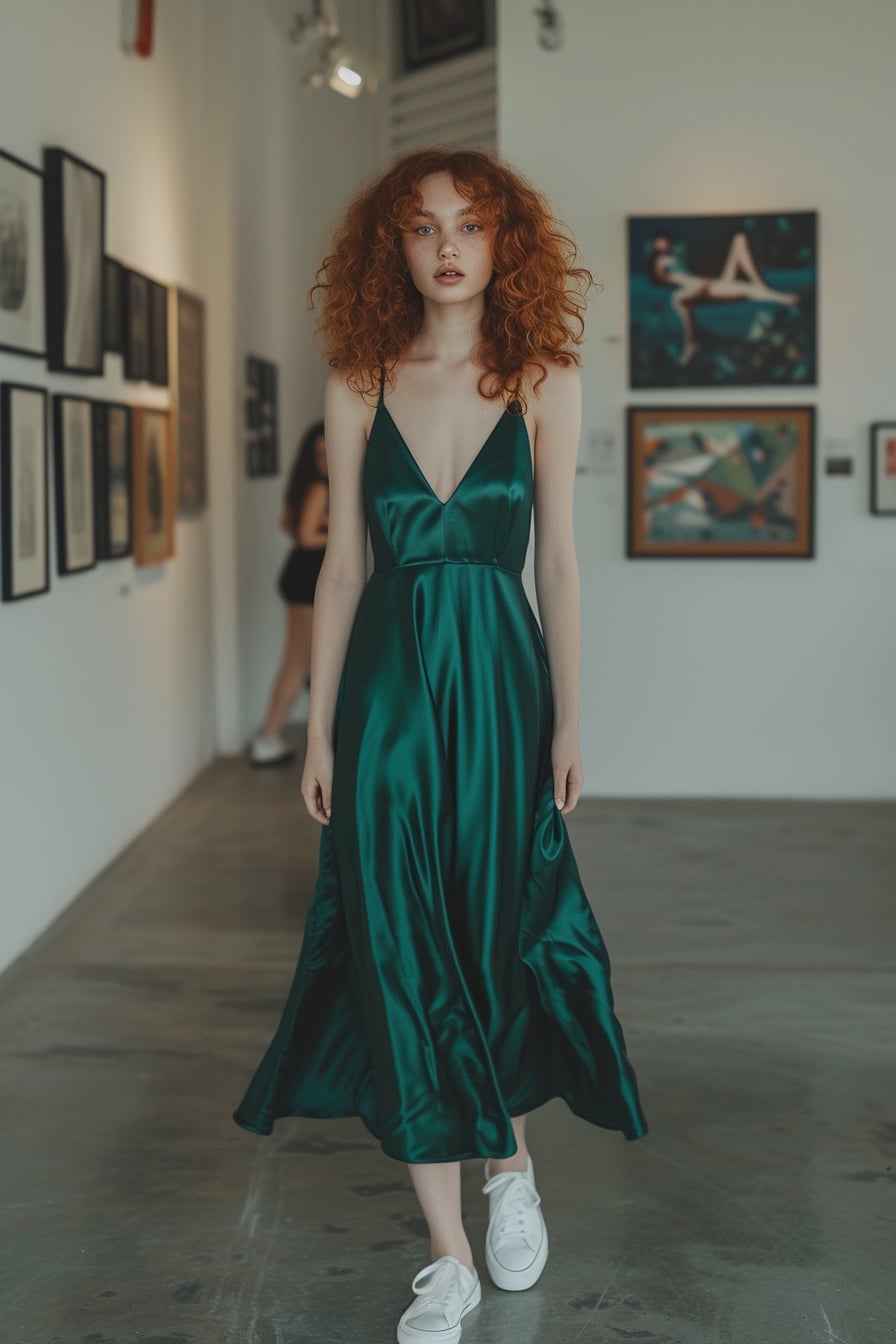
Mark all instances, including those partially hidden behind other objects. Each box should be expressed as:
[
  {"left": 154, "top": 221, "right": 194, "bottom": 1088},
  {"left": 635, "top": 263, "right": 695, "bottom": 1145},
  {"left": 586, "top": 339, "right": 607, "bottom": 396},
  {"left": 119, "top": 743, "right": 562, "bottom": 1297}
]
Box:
[{"left": 308, "top": 147, "right": 594, "bottom": 411}]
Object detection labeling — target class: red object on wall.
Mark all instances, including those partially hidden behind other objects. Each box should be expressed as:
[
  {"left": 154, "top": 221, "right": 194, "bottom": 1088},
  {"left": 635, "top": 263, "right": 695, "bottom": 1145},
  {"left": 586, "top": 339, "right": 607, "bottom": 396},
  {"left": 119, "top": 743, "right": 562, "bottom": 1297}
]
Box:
[{"left": 135, "top": 0, "right": 154, "bottom": 58}]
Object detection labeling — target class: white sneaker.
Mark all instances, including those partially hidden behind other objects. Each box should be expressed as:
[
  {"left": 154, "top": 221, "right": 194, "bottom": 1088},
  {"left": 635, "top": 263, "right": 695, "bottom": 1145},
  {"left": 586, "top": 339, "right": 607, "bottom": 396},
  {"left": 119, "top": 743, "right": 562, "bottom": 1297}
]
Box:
[
  {"left": 249, "top": 734, "right": 295, "bottom": 768},
  {"left": 396, "top": 1255, "right": 481, "bottom": 1344},
  {"left": 482, "top": 1154, "right": 548, "bottom": 1291}
]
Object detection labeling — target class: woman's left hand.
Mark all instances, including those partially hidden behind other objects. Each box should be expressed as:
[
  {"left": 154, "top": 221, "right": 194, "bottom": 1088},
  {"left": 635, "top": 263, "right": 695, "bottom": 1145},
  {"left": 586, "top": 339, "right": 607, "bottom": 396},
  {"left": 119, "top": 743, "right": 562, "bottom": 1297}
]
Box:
[{"left": 552, "top": 727, "right": 584, "bottom": 815}]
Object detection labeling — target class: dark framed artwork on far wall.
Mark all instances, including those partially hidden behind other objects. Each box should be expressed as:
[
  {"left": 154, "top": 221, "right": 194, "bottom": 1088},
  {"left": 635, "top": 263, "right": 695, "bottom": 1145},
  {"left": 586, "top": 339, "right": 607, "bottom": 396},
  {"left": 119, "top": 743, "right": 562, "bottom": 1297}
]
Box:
[
  {"left": 1, "top": 383, "right": 49, "bottom": 602},
  {"left": 148, "top": 278, "right": 169, "bottom": 386},
  {"left": 401, "top": 0, "right": 486, "bottom": 70},
  {"left": 870, "top": 422, "right": 896, "bottom": 515},
  {"left": 52, "top": 394, "right": 96, "bottom": 576},
  {"left": 627, "top": 405, "right": 816, "bottom": 559},
  {"left": 103, "top": 256, "right": 125, "bottom": 355},
  {"left": 92, "top": 400, "right": 132, "bottom": 560},
  {"left": 0, "top": 149, "right": 46, "bottom": 358},
  {"left": 123, "top": 266, "right": 151, "bottom": 381},
  {"left": 43, "top": 147, "right": 105, "bottom": 375},
  {"left": 628, "top": 211, "right": 818, "bottom": 390},
  {"left": 245, "top": 354, "right": 279, "bottom": 478}
]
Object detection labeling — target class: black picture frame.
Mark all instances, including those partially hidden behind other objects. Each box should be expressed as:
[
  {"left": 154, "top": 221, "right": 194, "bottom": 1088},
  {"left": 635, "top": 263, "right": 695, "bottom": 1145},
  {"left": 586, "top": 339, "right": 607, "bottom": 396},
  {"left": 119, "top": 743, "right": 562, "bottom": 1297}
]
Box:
[
  {"left": 870, "top": 422, "right": 896, "bottom": 516},
  {"left": 245, "top": 354, "right": 279, "bottom": 478},
  {"left": 43, "top": 147, "right": 105, "bottom": 375},
  {"left": 627, "top": 211, "right": 818, "bottom": 391},
  {"left": 401, "top": 0, "right": 486, "bottom": 70},
  {"left": 123, "top": 267, "right": 151, "bottom": 381},
  {"left": 1, "top": 382, "right": 49, "bottom": 602},
  {"left": 148, "top": 278, "right": 169, "bottom": 386},
  {"left": 103, "top": 256, "right": 125, "bottom": 355},
  {"left": 626, "top": 404, "right": 816, "bottom": 560},
  {"left": 92, "top": 400, "right": 133, "bottom": 559},
  {"left": 52, "top": 393, "right": 96, "bottom": 575},
  {"left": 0, "top": 149, "right": 46, "bottom": 359}
]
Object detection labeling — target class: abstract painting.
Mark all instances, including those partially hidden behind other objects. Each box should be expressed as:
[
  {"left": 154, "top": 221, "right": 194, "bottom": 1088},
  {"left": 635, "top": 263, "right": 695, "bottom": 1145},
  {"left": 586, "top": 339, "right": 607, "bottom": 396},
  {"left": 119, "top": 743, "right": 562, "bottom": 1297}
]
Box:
[
  {"left": 148, "top": 278, "right": 169, "bottom": 386},
  {"left": 870, "top": 422, "right": 896, "bottom": 516},
  {"left": 0, "top": 150, "right": 45, "bottom": 358},
  {"left": 245, "top": 355, "right": 279, "bottom": 478},
  {"left": 123, "top": 267, "right": 151, "bottom": 381},
  {"left": 627, "top": 406, "right": 815, "bottom": 558},
  {"left": 401, "top": 0, "right": 486, "bottom": 69},
  {"left": 628, "top": 212, "right": 817, "bottom": 389},
  {"left": 133, "top": 407, "right": 175, "bottom": 566},
  {"left": 44, "top": 148, "right": 105, "bottom": 375},
  {"left": 1, "top": 383, "right": 49, "bottom": 601},
  {"left": 53, "top": 395, "right": 96, "bottom": 575}
]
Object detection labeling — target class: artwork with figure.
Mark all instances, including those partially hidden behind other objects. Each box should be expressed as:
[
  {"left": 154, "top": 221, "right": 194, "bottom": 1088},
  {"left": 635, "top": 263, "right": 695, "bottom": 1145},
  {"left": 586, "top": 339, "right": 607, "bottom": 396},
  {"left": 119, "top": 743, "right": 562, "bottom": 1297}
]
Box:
[
  {"left": 44, "top": 149, "right": 105, "bottom": 375},
  {"left": 92, "top": 401, "right": 132, "bottom": 560},
  {"left": 0, "top": 150, "right": 45, "bottom": 358},
  {"left": 628, "top": 212, "right": 817, "bottom": 389},
  {"left": 133, "top": 407, "right": 174, "bottom": 566},
  {"left": 1, "top": 384, "right": 48, "bottom": 600},
  {"left": 627, "top": 406, "right": 815, "bottom": 558},
  {"left": 53, "top": 395, "right": 96, "bottom": 574}
]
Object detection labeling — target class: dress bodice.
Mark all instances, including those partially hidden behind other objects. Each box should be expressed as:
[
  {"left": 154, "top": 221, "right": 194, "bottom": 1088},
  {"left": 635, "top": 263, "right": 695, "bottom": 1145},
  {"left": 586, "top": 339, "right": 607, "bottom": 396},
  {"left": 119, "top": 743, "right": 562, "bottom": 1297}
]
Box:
[{"left": 364, "top": 400, "right": 533, "bottom": 575}]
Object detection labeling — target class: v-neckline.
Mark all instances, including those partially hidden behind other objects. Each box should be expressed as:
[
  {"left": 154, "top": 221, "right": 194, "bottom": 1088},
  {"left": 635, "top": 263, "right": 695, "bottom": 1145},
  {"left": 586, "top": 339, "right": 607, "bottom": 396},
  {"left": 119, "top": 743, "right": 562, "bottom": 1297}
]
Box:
[{"left": 377, "top": 400, "right": 510, "bottom": 507}]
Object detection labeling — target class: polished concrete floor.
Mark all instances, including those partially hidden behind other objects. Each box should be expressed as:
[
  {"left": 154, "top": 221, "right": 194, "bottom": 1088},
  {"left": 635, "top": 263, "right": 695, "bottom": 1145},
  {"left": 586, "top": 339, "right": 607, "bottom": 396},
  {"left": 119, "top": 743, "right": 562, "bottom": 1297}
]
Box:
[{"left": 2, "top": 743, "right": 894, "bottom": 1344}]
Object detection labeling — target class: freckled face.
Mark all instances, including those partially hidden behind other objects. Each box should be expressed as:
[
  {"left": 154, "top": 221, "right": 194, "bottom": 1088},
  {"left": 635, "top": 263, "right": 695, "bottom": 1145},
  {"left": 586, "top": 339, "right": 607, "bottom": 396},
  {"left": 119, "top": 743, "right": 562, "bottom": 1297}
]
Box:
[{"left": 401, "top": 171, "right": 494, "bottom": 305}]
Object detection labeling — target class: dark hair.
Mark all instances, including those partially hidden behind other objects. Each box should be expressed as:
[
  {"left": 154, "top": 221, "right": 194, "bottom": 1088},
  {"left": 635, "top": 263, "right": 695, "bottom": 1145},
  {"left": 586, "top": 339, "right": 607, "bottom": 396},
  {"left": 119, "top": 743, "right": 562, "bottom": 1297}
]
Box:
[{"left": 283, "top": 420, "right": 326, "bottom": 534}]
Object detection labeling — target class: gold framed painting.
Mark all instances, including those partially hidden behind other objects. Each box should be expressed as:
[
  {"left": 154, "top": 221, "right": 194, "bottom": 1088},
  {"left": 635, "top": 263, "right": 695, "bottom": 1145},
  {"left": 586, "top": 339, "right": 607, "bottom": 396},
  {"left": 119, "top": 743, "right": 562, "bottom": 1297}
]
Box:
[{"left": 132, "top": 407, "right": 175, "bottom": 567}]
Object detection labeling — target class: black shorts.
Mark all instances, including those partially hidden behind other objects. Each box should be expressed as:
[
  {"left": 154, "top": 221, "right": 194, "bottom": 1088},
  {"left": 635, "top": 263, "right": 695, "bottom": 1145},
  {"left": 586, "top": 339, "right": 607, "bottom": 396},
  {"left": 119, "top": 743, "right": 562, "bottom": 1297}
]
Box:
[{"left": 277, "top": 546, "right": 325, "bottom": 606}]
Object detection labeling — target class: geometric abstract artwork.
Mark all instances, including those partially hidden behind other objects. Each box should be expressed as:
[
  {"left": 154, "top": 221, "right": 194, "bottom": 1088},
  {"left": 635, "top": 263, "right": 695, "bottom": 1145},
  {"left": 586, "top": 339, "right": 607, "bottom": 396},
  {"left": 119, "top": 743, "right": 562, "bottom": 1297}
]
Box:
[
  {"left": 627, "top": 406, "right": 815, "bottom": 558},
  {"left": 628, "top": 212, "right": 818, "bottom": 389}
]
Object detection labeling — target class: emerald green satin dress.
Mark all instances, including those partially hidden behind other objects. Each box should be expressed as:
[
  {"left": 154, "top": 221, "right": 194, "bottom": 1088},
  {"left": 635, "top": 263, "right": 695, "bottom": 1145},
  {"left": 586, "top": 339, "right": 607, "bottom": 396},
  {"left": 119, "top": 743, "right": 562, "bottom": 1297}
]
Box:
[{"left": 233, "top": 391, "right": 648, "bottom": 1162}]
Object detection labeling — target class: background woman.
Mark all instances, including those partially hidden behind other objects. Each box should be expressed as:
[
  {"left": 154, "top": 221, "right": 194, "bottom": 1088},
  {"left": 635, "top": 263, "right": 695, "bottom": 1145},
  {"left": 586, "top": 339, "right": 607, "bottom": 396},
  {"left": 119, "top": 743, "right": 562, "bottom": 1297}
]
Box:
[{"left": 250, "top": 420, "right": 329, "bottom": 768}]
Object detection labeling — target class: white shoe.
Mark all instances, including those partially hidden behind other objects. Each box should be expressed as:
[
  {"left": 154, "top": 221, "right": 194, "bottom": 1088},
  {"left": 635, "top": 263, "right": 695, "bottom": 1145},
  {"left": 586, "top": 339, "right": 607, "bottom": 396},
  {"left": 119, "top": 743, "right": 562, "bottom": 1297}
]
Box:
[
  {"left": 482, "top": 1154, "right": 548, "bottom": 1291},
  {"left": 249, "top": 734, "right": 295, "bottom": 768},
  {"left": 396, "top": 1255, "right": 481, "bottom": 1344}
]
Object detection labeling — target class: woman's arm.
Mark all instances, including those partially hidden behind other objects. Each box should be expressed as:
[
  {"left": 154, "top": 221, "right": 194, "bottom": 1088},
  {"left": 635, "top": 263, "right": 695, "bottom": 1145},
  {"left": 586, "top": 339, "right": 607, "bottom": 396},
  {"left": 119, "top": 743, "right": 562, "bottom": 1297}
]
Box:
[
  {"left": 302, "top": 372, "right": 369, "bottom": 823},
  {"left": 531, "top": 362, "right": 584, "bottom": 814},
  {"left": 294, "top": 481, "right": 329, "bottom": 547}
]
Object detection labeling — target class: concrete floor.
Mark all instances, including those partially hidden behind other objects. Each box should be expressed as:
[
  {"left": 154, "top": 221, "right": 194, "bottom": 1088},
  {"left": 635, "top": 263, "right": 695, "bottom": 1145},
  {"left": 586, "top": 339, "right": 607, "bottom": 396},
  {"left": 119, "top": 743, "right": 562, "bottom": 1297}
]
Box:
[{"left": 2, "top": 744, "right": 894, "bottom": 1344}]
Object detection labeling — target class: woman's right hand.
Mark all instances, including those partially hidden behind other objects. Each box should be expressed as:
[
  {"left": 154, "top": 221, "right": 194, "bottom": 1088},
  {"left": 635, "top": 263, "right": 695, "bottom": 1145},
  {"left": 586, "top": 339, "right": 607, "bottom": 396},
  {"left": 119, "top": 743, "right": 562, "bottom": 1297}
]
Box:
[{"left": 301, "top": 736, "right": 334, "bottom": 825}]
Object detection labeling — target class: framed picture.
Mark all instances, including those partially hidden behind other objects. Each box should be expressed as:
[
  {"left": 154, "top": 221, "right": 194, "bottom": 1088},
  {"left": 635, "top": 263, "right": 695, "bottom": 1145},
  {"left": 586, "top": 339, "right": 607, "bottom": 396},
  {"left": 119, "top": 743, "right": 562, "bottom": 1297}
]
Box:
[
  {"left": 870, "top": 422, "right": 896, "bottom": 515},
  {"left": 103, "top": 256, "right": 125, "bottom": 354},
  {"left": 1, "top": 383, "right": 49, "bottom": 601},
  {"left": 52, "top": 394, "right": 96, "bottom": 575},
  {"left": 245, "top": 354, "right": 279, "bottom": 478},
  {"left": 92, "top": 400, "right": 132, "bottom": 559},
  {"left": 123, "top": 267, "right": 151, "bottom": 381},
  {"left": 627, "top": 405, "right": 815, "bottom": 559},
  {"left": 148, "top": 278, "right": 169, "bottom": 386},
  {"left": 0, "top": 150, "right": 45, "bottom": 358},
  {"left": 401, "top": 0, "right": 486, "bottom": 70},
  {"left": 43, "top": 147, "right": 105, "bottom": 375},
  {"left": 170, "top": 288, "right": 207, "bottom": 514},
  {"left": 628, "top": 212, "right": 818, "bottom": 390},
  {"left": 132, "top": 407, "right": 175, "bottom": 566}
]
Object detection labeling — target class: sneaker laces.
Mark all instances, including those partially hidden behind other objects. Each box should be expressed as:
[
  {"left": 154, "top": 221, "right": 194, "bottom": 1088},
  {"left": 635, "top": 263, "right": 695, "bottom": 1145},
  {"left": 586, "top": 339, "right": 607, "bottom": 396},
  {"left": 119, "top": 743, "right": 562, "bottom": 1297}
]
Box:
[
  {"left": 481, "top": 1169, "right": 542, "bottom": 1242},
  {"left": 407, "top": 1259, "right": 467, "bottom": 1317}
]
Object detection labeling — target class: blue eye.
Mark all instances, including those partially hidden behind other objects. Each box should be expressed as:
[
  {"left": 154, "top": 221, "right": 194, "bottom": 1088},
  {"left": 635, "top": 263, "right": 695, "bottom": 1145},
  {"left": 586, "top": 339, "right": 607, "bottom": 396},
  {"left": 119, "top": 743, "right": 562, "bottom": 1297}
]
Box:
[
  {"left": 462, "top": 223, "right": 481, "bottom": 233},
  {"left": 415, "top": 225, "right": 435, "bottom": 235}
]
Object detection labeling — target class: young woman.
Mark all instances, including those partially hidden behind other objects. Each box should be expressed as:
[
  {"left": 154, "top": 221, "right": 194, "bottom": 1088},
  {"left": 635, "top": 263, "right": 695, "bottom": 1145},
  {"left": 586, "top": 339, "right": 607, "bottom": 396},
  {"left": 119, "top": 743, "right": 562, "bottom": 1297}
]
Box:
[
  {"left": 233, "top": 148, "right": 648, "bottom": 1343},
  {"left": 250, "top": 421, "right": 329, "bottom": 767}
]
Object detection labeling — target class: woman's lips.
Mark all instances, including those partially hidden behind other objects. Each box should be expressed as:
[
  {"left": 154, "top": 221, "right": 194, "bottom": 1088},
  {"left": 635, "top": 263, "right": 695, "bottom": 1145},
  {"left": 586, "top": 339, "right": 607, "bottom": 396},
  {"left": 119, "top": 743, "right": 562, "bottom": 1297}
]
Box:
[{"left": 435, "top": 270, "right": 465, "bottom": 284}]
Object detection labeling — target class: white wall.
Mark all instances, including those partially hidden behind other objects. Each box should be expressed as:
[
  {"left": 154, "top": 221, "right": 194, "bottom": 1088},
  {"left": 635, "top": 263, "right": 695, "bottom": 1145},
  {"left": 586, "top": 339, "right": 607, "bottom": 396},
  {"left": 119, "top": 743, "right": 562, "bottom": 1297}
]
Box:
[{"left": 499, "top": 0, "right": 896, "bottom": 797}]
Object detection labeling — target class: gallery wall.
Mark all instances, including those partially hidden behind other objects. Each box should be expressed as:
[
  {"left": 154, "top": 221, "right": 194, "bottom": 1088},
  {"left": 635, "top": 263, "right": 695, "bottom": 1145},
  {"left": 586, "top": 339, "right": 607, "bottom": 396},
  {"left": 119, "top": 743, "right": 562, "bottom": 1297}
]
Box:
[{"left": 498, "top": 0, "right": 896, "bottom": 797}]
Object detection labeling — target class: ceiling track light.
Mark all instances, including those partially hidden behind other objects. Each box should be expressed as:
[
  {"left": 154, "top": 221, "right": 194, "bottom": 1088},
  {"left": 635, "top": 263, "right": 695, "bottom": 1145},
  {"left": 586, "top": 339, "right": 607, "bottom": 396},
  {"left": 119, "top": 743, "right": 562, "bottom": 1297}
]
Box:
[{"left": 266, "top": 0, "right": 380, "bottom": 98}]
